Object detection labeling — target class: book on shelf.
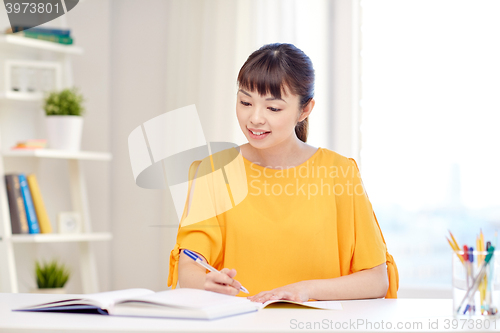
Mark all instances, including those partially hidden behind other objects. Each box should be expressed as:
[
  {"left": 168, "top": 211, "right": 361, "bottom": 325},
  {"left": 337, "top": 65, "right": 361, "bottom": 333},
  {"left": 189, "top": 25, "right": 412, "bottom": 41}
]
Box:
[
  {"left": 6, "top": 26, "right": 71, "bottom": 36},
  {"left": 27, "top": 174, "right": 52, "bottom": 233},
  {"left": 4, "top": 175, "right": 29, "bottom": 234},
  {"left": 17, "top": 174, "right": 40, "bottom": 234},
  {"left": 14, "top": 288, "right": 342, "bottom": 320},
  {"left": 15, "top": 31, "right": 73, "bottom": 45},
  {"left": 4, "top": 27, "right": 73, "bottom": 45}
]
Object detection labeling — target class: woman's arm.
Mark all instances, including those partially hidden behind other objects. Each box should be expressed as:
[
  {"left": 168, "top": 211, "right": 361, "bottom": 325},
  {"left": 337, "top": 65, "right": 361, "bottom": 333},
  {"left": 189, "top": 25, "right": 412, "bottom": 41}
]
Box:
[
  {"left": 248, "top": 263, "right": 389, "bottom": 302},
  {"left": 306, "top": 263, "right": 389, "bottom": 300},
  {"left": 178, "top": 250, "right": 243, "bottom": 295},
  {"left": 178, "top": 251, "right": 207, "bottom": 289}
]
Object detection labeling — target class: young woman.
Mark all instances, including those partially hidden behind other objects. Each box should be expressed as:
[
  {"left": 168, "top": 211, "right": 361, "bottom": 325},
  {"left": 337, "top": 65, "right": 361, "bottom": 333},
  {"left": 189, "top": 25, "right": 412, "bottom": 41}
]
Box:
[{"left": 168, "top": 43, "right": 398, "bottom": 302}]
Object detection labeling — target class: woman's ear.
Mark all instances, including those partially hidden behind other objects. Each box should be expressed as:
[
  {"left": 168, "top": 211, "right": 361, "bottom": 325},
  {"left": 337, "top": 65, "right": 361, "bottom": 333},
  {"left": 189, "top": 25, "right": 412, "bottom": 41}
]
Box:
[{"left": 298, "top": 98, "right": 315, "bottom": 122}]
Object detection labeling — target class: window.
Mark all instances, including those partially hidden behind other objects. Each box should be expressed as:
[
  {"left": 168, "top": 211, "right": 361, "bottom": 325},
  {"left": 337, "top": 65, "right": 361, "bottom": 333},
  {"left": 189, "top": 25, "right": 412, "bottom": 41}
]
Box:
[{"left": 360, "top": 0, "right": 500, "bottom": 288}]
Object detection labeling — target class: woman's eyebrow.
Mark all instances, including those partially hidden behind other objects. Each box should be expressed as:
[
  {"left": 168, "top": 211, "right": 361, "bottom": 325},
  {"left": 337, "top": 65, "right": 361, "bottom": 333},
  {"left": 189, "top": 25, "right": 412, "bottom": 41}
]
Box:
[
  {"left": 238, "top": 89, "right": 287, "bottom": 103},
  {"left": 238, "top": 89, "right": 252, "bottom": 97}
]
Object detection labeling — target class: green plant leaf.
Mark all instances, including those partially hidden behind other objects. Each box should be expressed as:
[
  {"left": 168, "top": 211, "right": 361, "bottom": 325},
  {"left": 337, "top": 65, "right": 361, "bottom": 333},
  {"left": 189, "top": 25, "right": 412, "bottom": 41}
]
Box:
[
  {"left": 43, "top": 87, "right": 85, "bottom": 116},
  {"left": 35, "top": 261, "right": 46, "bottom": 288},
  {"left": 34, "top": 259, "right": 70, "bottom": 289}
]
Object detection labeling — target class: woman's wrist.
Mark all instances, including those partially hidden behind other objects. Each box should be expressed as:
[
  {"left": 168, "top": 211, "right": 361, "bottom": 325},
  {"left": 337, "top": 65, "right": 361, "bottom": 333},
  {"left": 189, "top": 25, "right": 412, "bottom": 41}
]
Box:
[
  {"left": 299, "top": 279, "right": 320, "bottom": 300},
  {"left": 293, "top": 280, "right": 315, "bottom": 301},
  {"left": 298, "top": 264, "right": 389, "bottom": 301}
]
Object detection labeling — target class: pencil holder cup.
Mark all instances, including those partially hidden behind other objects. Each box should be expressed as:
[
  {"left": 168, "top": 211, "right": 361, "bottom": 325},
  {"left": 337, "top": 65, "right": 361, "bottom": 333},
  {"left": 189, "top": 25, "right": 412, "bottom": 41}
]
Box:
[{"left": 452, "top": 250, "right": 500, "bottom": 318}]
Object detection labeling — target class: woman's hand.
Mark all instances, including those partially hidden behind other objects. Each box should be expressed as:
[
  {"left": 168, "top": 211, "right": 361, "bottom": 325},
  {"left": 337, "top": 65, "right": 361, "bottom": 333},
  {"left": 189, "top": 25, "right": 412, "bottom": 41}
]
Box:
[
  {"left": 204, "top": 268, "right": 243, "bottom": 296},
  {"left": 247, "top": 281, "right": 310, "bottom": 303}
]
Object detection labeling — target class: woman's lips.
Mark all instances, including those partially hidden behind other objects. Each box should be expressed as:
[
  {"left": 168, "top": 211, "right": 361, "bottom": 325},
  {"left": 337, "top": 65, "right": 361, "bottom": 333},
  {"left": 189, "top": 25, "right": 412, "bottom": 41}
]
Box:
[{"left": 248, "top": 128, "right": 270, "bottom": 140}]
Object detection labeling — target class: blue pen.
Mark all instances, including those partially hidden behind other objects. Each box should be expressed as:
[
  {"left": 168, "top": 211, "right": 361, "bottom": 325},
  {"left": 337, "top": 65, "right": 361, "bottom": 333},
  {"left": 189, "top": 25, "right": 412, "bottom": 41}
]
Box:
[
  {"left": 183, "top": 249, "right": 249, "bottom": 294},
  {"left": 469, "top": 247, "right": 475, "bottom": 315}
]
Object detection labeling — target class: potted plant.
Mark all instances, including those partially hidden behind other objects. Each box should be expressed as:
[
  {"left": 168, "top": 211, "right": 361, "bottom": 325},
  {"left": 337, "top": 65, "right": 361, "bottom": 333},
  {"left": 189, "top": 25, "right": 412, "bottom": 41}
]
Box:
[
  {"left": 43, "top": 87, "right": 85, "bottom": 151},
  {"left": 31, "top": 259, "right": 70, "bottom": 294}
]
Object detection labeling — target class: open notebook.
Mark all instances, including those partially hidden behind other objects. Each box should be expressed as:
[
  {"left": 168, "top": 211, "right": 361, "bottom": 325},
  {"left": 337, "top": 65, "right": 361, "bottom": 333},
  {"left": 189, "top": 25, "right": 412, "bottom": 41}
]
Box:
[{"left": 14, "top": 288, "right": 343, "bottom": 320}]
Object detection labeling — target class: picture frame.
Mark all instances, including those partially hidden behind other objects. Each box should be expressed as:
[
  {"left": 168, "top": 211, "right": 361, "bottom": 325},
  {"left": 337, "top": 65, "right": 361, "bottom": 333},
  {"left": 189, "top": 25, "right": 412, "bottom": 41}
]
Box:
[
  {"left": 57, "top": 212, "right": 82, "bottom": 234},
  {"left": 4, "top": 59, "right": 62, "bottom": 101}
]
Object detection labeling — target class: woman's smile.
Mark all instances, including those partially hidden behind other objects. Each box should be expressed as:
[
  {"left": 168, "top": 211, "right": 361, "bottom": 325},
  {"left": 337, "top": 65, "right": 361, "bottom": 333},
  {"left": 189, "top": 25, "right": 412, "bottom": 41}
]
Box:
[{"left": 248, "top": 127, "right": 271, "bottom": 140}]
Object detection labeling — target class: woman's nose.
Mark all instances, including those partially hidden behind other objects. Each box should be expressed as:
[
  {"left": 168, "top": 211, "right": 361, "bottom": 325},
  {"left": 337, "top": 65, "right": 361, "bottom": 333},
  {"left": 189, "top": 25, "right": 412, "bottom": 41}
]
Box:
[{"left": 250, "top": 107, "right": 265, "bottom": 125}]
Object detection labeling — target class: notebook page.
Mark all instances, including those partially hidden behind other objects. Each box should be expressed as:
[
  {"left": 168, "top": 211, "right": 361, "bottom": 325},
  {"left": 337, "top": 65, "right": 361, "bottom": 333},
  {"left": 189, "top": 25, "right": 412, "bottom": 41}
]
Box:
[
  {"left": 17, "top": 289, "right": 155, "bottom": 311},
  {"left": 84, "top": 289, "right": 155, "bottom": 309},
  {"left": 261, "top": 299, "right": 343, "bottom": 310},
  {"left": 114, "top": 288, "right": 254, "bottom": 310}
]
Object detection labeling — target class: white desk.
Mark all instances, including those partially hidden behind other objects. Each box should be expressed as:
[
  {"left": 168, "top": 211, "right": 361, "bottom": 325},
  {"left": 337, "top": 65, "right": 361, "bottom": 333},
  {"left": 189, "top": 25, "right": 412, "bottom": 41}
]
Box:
[{"left": 1, "top": 293, "right": 499, "bottom": 332}]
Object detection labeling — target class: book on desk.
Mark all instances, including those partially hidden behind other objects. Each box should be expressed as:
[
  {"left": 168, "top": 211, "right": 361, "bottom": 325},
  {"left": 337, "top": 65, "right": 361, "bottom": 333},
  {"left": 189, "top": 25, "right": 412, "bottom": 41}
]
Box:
[{"left": 14, "top": 288, "right": 343, "bottom": 320}]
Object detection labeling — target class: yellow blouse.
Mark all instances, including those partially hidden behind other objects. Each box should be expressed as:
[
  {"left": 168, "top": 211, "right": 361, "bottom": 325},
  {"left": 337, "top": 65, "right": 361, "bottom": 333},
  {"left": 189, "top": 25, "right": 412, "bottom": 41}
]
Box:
[{"left": 168, "top": 147, "right": 399, "bottom": 298}]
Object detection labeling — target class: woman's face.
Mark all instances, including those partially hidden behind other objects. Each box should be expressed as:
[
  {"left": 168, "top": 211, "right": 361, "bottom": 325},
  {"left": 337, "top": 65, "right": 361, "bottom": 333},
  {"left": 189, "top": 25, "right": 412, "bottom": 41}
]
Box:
[{"left": 236, "top": 85, "right": 303, "bottom": 150}]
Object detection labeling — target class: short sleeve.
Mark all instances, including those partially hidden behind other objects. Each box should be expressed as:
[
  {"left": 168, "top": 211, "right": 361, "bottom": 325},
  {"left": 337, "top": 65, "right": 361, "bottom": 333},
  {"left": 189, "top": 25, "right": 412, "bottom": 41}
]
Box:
[
  {"left": 348, "top": 158, "right": 399, "bottom": 298},
  {"left": 167, "top": 159, "right": 224, "bottom": 289},
  {"left": 349, "top": 158, "right": 387, "bottom": 273}
]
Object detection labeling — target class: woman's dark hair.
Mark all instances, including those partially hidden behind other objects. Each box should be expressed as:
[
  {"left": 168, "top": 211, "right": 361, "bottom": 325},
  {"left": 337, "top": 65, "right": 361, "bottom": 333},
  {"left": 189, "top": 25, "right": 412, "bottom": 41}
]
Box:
[{"left": 237, "top": 43, "right": 315, "bottom": 143}]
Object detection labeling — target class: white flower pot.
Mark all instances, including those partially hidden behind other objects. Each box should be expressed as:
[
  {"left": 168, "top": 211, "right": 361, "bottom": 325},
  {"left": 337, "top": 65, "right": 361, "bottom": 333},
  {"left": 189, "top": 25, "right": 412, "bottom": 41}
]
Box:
[
  {"left": 30, "top": 287, "right": 67, "bottom": 294},
  {"left": 46, "top": 116, "right": 83, "bottom": 151}
]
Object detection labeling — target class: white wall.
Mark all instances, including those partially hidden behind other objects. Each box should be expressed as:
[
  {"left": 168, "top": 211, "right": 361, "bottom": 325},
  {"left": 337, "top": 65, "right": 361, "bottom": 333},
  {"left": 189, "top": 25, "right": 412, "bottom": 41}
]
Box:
[{"left": 109, "top": 0, "right": 170, "bottom": 291}]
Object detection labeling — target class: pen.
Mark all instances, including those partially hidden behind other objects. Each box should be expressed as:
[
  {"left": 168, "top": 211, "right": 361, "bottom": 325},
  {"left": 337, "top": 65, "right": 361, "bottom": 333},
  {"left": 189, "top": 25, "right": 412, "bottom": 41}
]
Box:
[
  {"left": 485, "top": 242, "right": 492, "bottom": 314},
  {"left": 462, "top": 245, "right": 472, "bottom": 314},
  {"left": 183, "top": 249, "right": 249, "bottom": 294},
  {"left": 478, "top": 234, "right": 486, "bottom": 314},
  {"left": 468, "top": 247, "right": 475, "bottom": 315},
  {"left": 462, "top": 245, "right": 469, "bottom": 286}
]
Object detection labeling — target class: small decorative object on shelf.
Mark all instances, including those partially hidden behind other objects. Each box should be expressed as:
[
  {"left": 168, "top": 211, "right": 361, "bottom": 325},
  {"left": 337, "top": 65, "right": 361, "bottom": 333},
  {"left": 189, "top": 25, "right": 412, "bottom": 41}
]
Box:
[
  {"left": 4, "top": 60, "right": 62, "bottom": 100},
  {"left": 44, "top": 87, "right": 85, "bottom": 151},
  {"left": 12, "top": 139, "right": 47, "bottom": 150},
  {"left": 58, "top": 212, "right": 82, "bottom": 234},
  {"left": 31, "top": 259, "right": 70, "bottom": 294}
]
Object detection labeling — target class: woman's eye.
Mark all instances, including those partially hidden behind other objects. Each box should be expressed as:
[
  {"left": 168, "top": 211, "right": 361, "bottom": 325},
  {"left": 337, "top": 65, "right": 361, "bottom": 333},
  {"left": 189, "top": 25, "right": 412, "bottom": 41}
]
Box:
[
  {"left": 268, "top": 107, "right": 281, "bottom": 112},
  {"left": 240, "top": 101, "right": 251, "bottom": 106}
]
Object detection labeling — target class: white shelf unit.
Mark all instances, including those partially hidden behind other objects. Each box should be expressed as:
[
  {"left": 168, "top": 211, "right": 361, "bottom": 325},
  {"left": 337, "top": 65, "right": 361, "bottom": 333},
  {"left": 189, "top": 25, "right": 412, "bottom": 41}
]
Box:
[
  {"left": 0, "top": 91, "right": 45, "bottom": 101},
  {"left": 0, "top": 34, "right": 83, "bottom": 55},
  {"left": 0, "top": 35, "right": 112, "bottom": 294},
  {"left": 3, "top": 149, "right": 112, "bottom": 161},
  {"left": 9, "top": 233, "right": 112, "bottom": 243}
]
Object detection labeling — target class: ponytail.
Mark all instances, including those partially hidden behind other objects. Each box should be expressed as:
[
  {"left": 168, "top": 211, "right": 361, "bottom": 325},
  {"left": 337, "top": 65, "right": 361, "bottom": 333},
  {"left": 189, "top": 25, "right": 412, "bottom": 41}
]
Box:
[{"left": 295, "top": 117, "right": 309, "bottom": 143}]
